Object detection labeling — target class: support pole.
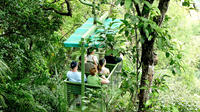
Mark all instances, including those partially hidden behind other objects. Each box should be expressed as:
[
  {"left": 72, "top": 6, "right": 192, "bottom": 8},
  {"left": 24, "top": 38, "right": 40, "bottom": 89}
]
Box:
[
  {"left": 92, "top": 0, "right": 97, "bottom": 24},
  {"left": 81, "top": 38, "right": 85, "bottom": 111}
]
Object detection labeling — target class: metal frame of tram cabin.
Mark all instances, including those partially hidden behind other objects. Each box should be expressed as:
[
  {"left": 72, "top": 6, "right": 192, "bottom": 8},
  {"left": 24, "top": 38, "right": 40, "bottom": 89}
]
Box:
[{"left": 63, "top": 12, "right": 122, "bottom": 112}]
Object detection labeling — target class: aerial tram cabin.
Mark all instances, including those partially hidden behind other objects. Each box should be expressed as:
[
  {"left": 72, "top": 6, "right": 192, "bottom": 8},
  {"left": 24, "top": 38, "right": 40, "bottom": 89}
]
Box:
[{"left": 63, "top": 12, "right": 122, "bottom": 111}]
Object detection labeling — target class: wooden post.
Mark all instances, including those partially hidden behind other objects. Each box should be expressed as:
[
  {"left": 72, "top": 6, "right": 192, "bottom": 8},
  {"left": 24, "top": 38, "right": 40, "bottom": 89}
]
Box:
[{"left": 81, "top": 38, "right": 85, "bottom": 111}]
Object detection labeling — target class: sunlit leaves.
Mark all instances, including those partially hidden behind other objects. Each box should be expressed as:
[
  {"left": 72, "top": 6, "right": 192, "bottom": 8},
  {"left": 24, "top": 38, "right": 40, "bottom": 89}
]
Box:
[
  {"left": 125, "top": 0, "right": 132, "bottom": 9},
  {"left": 0, "top": 60, "right": 11, "bottom": 83},
  {"left": 133, "top": 0, "right": 140, "bottom": 4},
  {"left": 165, "top": 52, "right": 170, "bottom": 58},
  {"left": 182, "top": 0, "right": 191, "bottom": 7},
  {"left": 144, "top": 1, "right": 152, "bottom": 8}
]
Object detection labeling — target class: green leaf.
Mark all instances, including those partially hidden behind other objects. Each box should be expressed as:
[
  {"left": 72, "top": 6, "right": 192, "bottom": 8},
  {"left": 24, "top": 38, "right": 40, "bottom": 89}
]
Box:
[
  {"left": 0, "top": 95, "right": 7, "bottom": 108},
  {"left": 145, "top": 100, "right": 152, "bottom": 107},
  {"left": 124, "top": 13, "right": 131, "bottom": 19},
  {"left": 172, "top": 106, "right": 179, "bottom": 112},
  {"left": 145, "top": 29, "right": 149, "bottom": 38},
  {"left": 130, "top": 15, "right": 139, "bottom": 24},
  {"left": 170, "top": 59, "right": 175, "bottom": 65},
  {"left": 176, "top": 66, "right": 181, "bottom": 74},
  {"left": 144, "top": 1, "right": 152, "bottom": 8},
  {"left": 143, "top": 23, "right": 148, "bottom": 29},
  {"left": 133, "top": 0, "right": 140, "bottom": 4},
  {"left": 140, "top": 86, "right": 148, "bottom": 90},
  {"left": 121, "top": 20, "right": 129, "bottom": 26},
  {"left": 125, "top": 30, "right": 129, "bottom": 37},
  {"left": 177, "top": 54, "right": 182, "bottom": 59},
  {"left": 182, "top": 1, "right": 190, "bottom": 7},
  {"left": 157, "top": 38, "right": 162, "bottom": 49},
  {"left": 172, "top": 69, "right": 176, "bottom": 75},
  {"left": 125, "top": 0, "right": 132, "bottom": 9},
  {"left": 96, "top": 20, "right": 103, "bottom": 25},
  {"left": 119, "top": 27, "right": 125, "bottom": 34},
  {"left": 165, "top": 52, "right": 170, "bottom": 58},
  {"left": 140, "top": 37, "right": 145, "bottom": 44},
  {"left": 115, "top": 0, "right": 122, "bottom": 5}
]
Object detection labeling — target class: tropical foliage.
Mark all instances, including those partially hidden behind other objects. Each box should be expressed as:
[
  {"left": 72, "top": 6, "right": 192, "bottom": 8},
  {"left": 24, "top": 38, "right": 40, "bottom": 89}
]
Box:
[{"left": 0, "top": 0, "right": 200, "bottom": 111}]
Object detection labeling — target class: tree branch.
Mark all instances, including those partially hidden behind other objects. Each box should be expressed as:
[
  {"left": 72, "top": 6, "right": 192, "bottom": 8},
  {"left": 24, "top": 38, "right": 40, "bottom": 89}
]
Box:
[
  {"left": 157, "top": 0, "right": 170, "bottom": 26},
  {"left": 42, "top": 0, "right": 72, "bottom": 16},
  {"left": 43, "top": 7, "right": 71, "bottom": 16},
  {"left": 141, "top": 0, "right": 155, "bottom": 17},
  {"left": 79, "top": 0, "right": 100, "bottom": 9},
  {"left": 65, "top": 0, "right": 72, "bottom": 16},
  {"left": 133, "top": 2, "right": 141, "bottom": 16},
  {"left": 52, "top": 0, "right": 59, "bottom": 3}
]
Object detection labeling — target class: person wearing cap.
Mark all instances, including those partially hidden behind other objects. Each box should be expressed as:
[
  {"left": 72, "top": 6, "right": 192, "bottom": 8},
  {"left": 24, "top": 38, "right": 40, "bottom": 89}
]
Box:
[{"left": 67, "top": 61, "right": 87, "bottom": 83}]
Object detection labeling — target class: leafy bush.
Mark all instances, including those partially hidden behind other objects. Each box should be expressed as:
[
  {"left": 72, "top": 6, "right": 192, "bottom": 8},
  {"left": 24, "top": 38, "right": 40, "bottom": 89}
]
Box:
[
  {"left": 157, "top": 77, "right": 200, "bottom": 112},
  {"left": 1, "top": 83, "right": 46, "bottom": 112}
]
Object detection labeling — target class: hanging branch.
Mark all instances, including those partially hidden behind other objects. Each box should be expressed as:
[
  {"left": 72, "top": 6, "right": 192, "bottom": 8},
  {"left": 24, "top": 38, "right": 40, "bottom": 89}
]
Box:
[
  {"left": 79, "top": 0, "right": 100, "bottom": 9},
  {"left": 133, "top": 2, "right": 141, "bottom": 16},
  {"left": 64, "top": 0, "right": 72, "bottom": 16},
  {"left": 79, "top": 0, "right": 101, "bottom": 24},
  {"left": 42, "top": 0, "right": 72, "bottom": 16},
  {"left": 51, "top": 0, "right": 60, "bottom": 3},
  {"left": 157, "top": 0, "right": 170, "bottom": 26},
  {"left": 43, "top": 7, "right": 71, "bottom": 16}
]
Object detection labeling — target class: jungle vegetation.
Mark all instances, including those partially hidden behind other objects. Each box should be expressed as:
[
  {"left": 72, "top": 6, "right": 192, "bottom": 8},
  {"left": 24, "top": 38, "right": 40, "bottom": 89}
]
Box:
[{"left": 0, "top": 0, "right": 200, "bottom": 112}]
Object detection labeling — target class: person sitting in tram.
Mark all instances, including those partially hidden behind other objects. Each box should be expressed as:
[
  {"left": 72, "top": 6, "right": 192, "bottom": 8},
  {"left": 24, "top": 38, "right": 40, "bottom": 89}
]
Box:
[
  {"left": 67, "top": 61, "right": 87, "bottom": 83},
  {"left": 98, "top": 58, "right": 110, "bottom": 78},
  {"left": 87, "top": 47, "right": 98, "bottom": 66},
  {"left": 104, "top": 53, "right": 123, "bottom": 64},
  {"left": 87, "top": 66, "right": 110, "bottom": 86},
  {"left": 78, "top": 55, "right": 95, "bottom": 75}
]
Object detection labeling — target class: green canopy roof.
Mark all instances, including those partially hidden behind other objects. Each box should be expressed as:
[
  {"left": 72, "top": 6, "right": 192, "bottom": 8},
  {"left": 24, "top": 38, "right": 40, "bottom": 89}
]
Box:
[{"left": 64, "top": 18, "right": 122, "bottom": 48}]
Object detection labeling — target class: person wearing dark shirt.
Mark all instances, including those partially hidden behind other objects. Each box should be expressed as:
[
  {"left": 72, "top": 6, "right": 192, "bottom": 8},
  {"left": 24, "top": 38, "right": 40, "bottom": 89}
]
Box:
[{"left": 104, "top": 53, "right": 123, "bottom": 64}]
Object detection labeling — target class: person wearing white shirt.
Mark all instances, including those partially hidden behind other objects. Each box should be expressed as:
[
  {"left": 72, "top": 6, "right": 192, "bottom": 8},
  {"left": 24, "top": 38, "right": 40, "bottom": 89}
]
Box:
[
  {"left": 98, "top": 58, "right": 110, "bottom": 78},
  {"left": 87, "top": 48, "right": 98, "bottom": 66},
  {"left": 67, "top": 61, "right": 86, "bottom": 83}
]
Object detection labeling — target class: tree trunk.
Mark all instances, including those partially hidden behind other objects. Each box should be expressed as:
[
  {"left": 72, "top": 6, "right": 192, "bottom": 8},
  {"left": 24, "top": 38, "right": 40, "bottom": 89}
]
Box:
[
  {"left": 137, "top": 0, "right": 170, "bottom": 112},
  {"left": 138, "top": 37, "right": 155, "bottom": 112}
]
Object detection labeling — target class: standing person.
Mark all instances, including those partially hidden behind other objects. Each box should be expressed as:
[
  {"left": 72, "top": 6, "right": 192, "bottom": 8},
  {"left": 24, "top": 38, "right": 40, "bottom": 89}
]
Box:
[
  {"left": 67, "top": 61, "right": 86, "bottom": 83},
  {"left": 87, "top": 66, "right": 110, "bottom": 86},
  {"left": 87, "top": 47, "right": 98, "bottom": 65},
  {"left": 98, "top": 58, "right": 110, "bottom": 77}
]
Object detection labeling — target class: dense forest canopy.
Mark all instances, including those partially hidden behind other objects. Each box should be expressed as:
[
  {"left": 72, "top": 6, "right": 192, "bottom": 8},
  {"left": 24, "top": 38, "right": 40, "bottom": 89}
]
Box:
[{"left": 0, "top": 0, "right": 200, "bottom": 112}]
